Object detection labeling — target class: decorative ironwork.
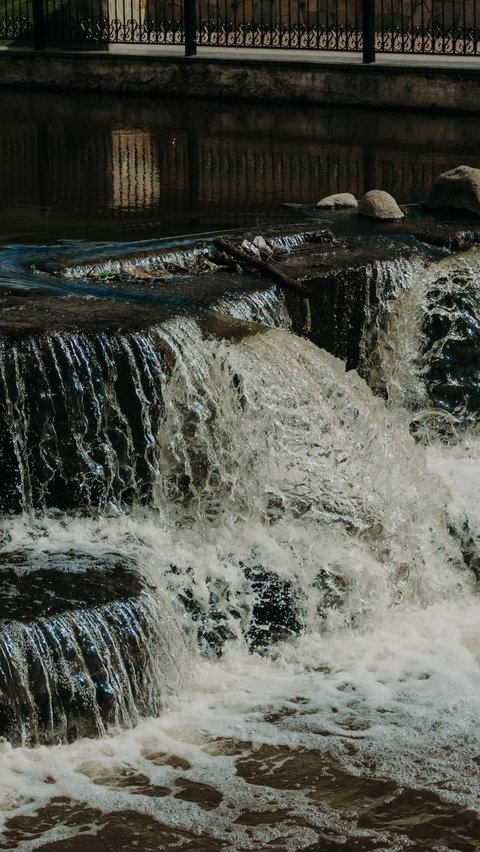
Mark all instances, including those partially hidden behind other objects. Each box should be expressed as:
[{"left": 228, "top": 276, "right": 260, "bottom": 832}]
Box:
[
  {"left": 1, "top": 2, "right": 33, "bottom": 41},
  {"left": 377, "top": 0, "right": 480, "bottom": 55},
  {"left": 1, "top": 0, "right": 479, "bottom": 56},
  {"left": 197, "top": 22, "right": 362, "bottom": 50}
]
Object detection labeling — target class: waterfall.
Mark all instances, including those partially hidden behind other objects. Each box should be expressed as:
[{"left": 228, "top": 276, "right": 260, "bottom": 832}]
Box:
[
  {"left": 0, "top": 330, "right": 167, "bottom": 512},
  {"left": 358, "top": 247, "right": 480, "bottom": 432},
  {"left": 0, "top": 549, "right": 189, "bottom": 747},
  {"left": 1, "top": 236, "right": 480, "bottom": 849},
  {"left": 0, "top": 283, "right": 291, "bottom": 515},
  {"left": 151, "top": 321, "right": 469, "bottom": 654},
  {"left": 0, "top": 298, "right": 468, "bottom": 654},
  {"left": 0, "top": 254, "right": 470, "bottom": 594},
  {"left": 357, "top": 254, "right": 428, "bottom": 399}
]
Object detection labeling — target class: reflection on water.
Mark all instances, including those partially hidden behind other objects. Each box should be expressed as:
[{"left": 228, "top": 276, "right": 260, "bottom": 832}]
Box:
[
  {"left": 1, "top": 89, "right": 480, "bottom": 242},
  {"left": 110, "top": 129, "right": 162, "bottom": 212}
]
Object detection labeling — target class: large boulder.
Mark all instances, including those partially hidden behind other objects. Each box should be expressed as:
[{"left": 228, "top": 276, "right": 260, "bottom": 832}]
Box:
[
  {"left": 316, "top": 192, "right": 358, "bottom": 210},
  {"left": 424, "top": 165, "right": 480, "bottom": 217},
  {"left": 358, "top": 190, "right": 404, "bottom": 221}
]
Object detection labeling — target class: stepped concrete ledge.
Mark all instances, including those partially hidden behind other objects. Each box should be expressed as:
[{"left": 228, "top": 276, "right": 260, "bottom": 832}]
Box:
[{"left": 0, "top": 45, "right": 479, "bottom": 111}]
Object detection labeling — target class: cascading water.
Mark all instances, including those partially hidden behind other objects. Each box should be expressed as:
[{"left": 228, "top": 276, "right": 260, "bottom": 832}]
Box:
[
  {"left": 358, "top": 245, "right": 480, "bottom": 601},
  {"left": 0, "top": 234, "right": 480, "bottom": 850},
  {"left": 0, "top": 549, "right": 188, "bottom": 747},
  {"left": 358, "top": 246, "right": 480, "bottom": 429}
]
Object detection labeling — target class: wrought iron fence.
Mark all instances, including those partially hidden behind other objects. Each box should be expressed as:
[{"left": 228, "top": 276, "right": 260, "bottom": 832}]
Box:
[
  {"left": 378, "top": 0, "right": 480, "bottom": 53},
  {"left": 1, "top": 0, "right": 479, "bottom": 57},
  {"left": 1, "top": 0, "right": 33, "bottom": 41},
  {"left": 196, "top": 0, "right": 363, "bottom": 50},
  {"left": 0, "top": 0, "right": 186, "bottom": 44}
]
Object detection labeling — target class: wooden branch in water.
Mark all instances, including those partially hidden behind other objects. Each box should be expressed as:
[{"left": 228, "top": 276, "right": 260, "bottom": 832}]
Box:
[
  {"left": 213, "top": 237, "right": 312, "bottom": 335},
  {"left": 299, "top": 296, "right": 312, "bottom": 336},
  {"left": 213, "top": 238, "right": 309, "bottom": 297}
]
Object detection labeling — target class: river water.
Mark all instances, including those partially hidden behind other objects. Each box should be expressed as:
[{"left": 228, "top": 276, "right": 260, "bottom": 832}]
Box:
[{"left": 0, "top": 90, "right": 479, "bottom": 851}]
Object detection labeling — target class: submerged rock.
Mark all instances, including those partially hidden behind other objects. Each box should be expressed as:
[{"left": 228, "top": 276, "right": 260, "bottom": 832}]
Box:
[
  {"left": 358, "top": 190, "right": 404, "bottom": 221},
  {"left": 424, "top": 165, "right": 480, "bottom": 217},
  {"left": 316, "top": 192, "right": 358, "bottom": 210}
]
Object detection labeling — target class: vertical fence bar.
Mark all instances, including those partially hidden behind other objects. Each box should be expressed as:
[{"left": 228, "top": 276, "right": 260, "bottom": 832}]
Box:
[
  {"left": 184, "top": 0, "right": 196, "bottom": 53},
  {"left": 363, "top": 0, "right": 375, "bottom": 61},
  {"left": 475, "top": 0, "right": 478, "bottom": 56},
  {"left": 32, "top": 0, "right": 46, "bottom": 47}
]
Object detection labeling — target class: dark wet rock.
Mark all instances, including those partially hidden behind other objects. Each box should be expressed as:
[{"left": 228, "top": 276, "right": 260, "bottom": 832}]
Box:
[
  {"left": 316, "top": 192, "right": 358, "bottom": 210},
  {"left": 168, "top": 560, "right": 303, "bottom": 656},
  {"left": 0, "top": 292, "right": 262, "bottom": 341},
  {"left": 421, "top": 258, "right": 480, "bottom": 426},
  {"left": 408, "top": 225, "right": 480, "bottom": 252},
  {"left": 358, "top": 190, "right": 404, "bottom": 222},
  {"left": 385, "top": 210, "right": 480, "bottom": 253},
  {"left": 0, "top": 550, "right": 178, "bottom": 747},
  {"left": 424, "top": 165, "right": 480, "bottom": 217},
  {"left": 277, "top": 237, "right": 421, "bottom": 370},
  {"left": 0, "top": 550, "right": 143, "bottom": 620},
  {"left": 242, "top": 563, "right": 303, "bottom": 650},
  {"left": 308, "top": 199, "right": 480, "bottom": 251},
  {"left": 453, "top": 527, "right": 480, "bottom": 584}
]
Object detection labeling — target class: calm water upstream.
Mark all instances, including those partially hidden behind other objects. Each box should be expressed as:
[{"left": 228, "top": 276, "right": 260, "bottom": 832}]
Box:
[
  {"left": 1, "top": 89, "right": 480, "bottom": 243},
  {"left": 0, "top": 89, "right": 479, "bottom": 851}
]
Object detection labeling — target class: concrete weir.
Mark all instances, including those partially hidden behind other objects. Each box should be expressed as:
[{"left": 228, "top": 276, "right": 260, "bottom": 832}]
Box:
[{"left": 0, "top": 47, "right": 479, "bottom": 112}]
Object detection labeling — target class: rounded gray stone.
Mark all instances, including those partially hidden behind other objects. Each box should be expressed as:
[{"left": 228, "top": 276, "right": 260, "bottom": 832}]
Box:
[
  {"left": 358, "top": 190, "right": 404, "bottom": 221},
  {"left": 316, "top": 192, "right": 358, "bottom": 210},
  {"left": 424, "top": 165, "right": 480, "bottom": 217}
]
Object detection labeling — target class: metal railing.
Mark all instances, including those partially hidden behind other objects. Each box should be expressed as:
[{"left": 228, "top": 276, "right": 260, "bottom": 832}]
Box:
[
  {"left": 1, "top": 0, "right": 479, "bottom": 59},
  {"left": 1, "top": 0, "right": 33, "bottom": 41}
]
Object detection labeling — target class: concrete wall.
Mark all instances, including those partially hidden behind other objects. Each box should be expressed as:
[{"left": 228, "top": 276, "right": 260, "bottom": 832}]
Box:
[{"left": 0, "top": 50, "right": 479, "bottom": 113}]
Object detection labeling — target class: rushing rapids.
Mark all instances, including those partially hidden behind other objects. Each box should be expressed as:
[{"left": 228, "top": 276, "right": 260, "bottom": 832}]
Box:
[{"left": 0, "top": 232, "right": 480, "bottom": 849}]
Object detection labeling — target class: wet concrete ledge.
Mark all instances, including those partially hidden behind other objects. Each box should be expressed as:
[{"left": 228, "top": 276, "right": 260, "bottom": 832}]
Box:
[{"left": 0, "top": 47, "right": 480, "bottom": 112}]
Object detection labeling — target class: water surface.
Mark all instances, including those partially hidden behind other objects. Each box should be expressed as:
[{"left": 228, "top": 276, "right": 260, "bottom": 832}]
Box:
[{"left": 1, "top": 89, "right": 480, "bottom": 242}]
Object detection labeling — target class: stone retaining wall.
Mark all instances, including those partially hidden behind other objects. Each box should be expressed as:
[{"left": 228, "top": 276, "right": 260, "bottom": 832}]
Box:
[{"left": 0, "top": 50, "right": 479, "bottom": 112}]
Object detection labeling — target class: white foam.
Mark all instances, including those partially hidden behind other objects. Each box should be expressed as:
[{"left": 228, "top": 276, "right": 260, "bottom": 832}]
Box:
[{"left": 1, "top": 593, "right": 479, "bottom": 847}]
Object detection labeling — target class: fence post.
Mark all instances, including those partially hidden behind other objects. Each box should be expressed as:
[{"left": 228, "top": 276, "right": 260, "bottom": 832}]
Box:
[
  {"left": 184, "top": 0, "right": 197, "bottom": 56},
  {"left": 32, "top": 0, "right": 46, "bottom": 49},
  {"left": 362, "top": 0, "right": 375, "bottom": 63}
]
